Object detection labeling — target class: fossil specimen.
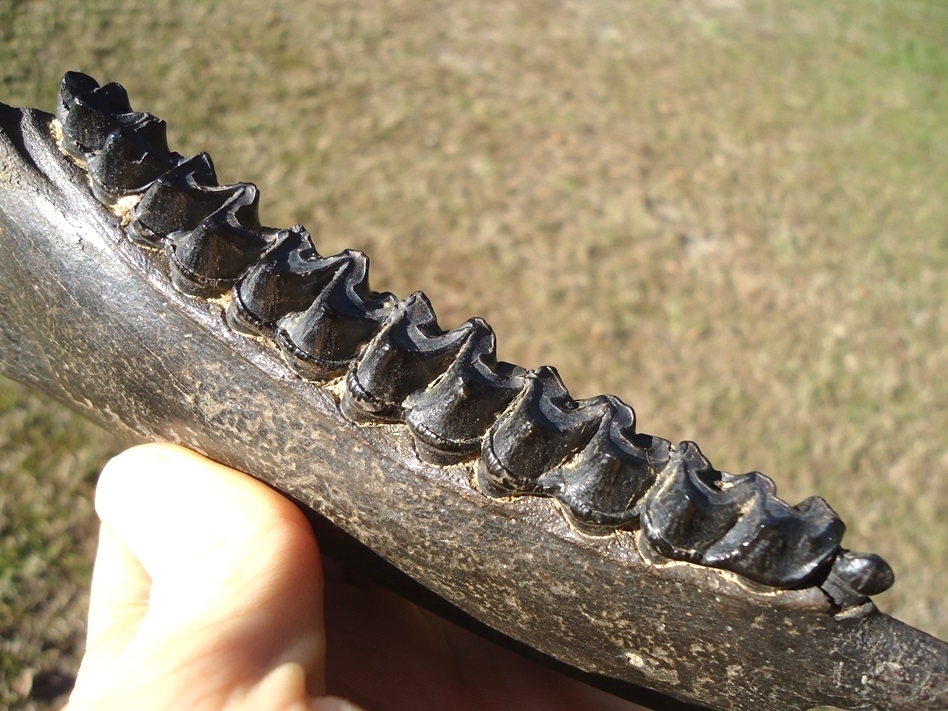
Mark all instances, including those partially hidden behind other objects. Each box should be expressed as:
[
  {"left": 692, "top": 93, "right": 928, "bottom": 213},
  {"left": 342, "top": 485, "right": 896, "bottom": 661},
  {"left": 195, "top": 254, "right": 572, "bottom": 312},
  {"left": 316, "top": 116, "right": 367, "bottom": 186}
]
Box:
[{"left": 0, "top": 72, "right": 944, "bottom": 711}]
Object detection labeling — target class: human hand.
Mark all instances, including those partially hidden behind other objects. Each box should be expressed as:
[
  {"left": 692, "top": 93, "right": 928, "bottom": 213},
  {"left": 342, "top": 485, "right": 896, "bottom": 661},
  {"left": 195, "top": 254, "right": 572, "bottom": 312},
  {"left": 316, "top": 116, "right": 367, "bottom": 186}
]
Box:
[{"left": 66, "top": 443, "right": 648, "bottom": 711}]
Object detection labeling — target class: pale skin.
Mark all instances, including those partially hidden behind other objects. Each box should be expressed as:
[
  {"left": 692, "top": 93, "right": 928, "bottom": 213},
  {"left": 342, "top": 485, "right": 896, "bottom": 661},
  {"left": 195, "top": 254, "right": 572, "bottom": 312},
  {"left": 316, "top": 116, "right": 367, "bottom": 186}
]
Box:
[{"left": 65, "top": 443, "right": 648, "bottom": 711}]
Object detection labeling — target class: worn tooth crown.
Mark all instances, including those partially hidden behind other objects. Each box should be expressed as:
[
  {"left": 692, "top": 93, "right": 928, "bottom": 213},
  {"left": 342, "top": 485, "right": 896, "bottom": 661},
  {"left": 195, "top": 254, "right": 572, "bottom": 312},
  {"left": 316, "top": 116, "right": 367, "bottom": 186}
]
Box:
[
  {"left": 52, "top": 71, "right": 897, "bottom": 603},
  {"left": 478, "top": 367, "right": 609, "bottom": 496},
  {"left": 226, "top": 226, "right": 331, "bottom": 336},
  {"left": 342, "top": 292, "right": 480, "bottom": 423},
  {"left": 164, "top": 183, "right": 267, "bottom": 298},
  {"left": 709, "top": 493, "right": 843, "bottom": 587},
  {"left": 641, "top": 441, "right": 845, "bottom": 588},
  {"left": 128, "top": 153, "right": 223, "bottom": 245},
  {"left": 643, "top": 442, "right": 767, "bottom": 557},
  {"left": 541, "top": 402, "right": 670, "bottom": 531},
  {"left": 59, "top": 75, "right": 137, "bottom": 159},
  {"left": 276, "top": 250, "right": 396, "bottom": 380},
  {"left": 57, "top": 71, "right": 101, "bottom": 127},
  {"left": 87, "top": 114, "right": 182, "bottom": 203},
  {"left": 405, "top": 324, "right": 526, "bottom": 465},
  {"left": 401, "top": 323, "right": 523, "bottom": 465}
]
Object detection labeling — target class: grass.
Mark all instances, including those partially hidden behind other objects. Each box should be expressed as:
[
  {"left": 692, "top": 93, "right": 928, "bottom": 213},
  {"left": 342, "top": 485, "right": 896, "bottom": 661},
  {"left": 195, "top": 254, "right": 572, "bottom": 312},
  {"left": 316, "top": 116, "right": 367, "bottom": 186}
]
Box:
[
  {"left": 0, "top": 380, "right": 120, "bottom": 710},
  {"left": 1, "top": 0, "right": 945, "bottom": 708}
]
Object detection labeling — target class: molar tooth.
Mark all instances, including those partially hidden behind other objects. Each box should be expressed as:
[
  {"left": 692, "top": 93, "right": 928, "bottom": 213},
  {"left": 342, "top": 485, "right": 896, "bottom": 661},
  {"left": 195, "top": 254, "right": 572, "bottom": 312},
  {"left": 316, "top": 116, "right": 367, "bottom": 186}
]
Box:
[
  {"left": 275, "top": 250, "right": 396, "bottom": 380},
  {"left": 642, "top": 443, "right": 767, "bottom": 560},
  {"left": 540, "top": 402, "right": 671, "bottom": 532},
  {"left": 225, "top": 227, "right": 330, "bottom": 336},
  {"left": 128, "top": 153, "right": 224, "bottom": 245},
  {"left": 404, "top": 324, "right": 526, "bottom": 465},
  {"left": 164, "top": 183, "right": 269, "bottom": 298},
  {"left": 477, "top": 367, "right": 606, "bottom": 497},
  {"left": 341, "top": 292, "right": 478, "bottom": 423},
  {"left": 703, "top": 493, "right": 843, "bottom": 588},
  {"left": 87, "top": 114, "right": 183, "bottom": 204},
  {"left": 641, "top": 442, "right": 845, "bottom": 588},
  {"left": 57, "top": 71, "right": 100, "bottom": 127},
  {"left": 59, "top": 80, "right": 136, "bottom": 160}
]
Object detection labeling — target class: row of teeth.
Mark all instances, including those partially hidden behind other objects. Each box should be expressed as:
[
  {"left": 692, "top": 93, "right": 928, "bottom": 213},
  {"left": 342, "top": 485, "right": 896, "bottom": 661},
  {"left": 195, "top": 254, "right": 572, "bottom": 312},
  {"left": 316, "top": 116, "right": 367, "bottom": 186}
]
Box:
[{"left": 55, "top": 70, "right": 894, "bottom": 607}]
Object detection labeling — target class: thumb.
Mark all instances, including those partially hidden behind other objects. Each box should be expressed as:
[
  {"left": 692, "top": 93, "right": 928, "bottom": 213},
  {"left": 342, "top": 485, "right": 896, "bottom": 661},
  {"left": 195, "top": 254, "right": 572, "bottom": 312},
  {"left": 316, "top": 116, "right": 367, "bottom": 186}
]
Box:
[{"left": 71, "top": 443, "right": 328, "bottom": 710}]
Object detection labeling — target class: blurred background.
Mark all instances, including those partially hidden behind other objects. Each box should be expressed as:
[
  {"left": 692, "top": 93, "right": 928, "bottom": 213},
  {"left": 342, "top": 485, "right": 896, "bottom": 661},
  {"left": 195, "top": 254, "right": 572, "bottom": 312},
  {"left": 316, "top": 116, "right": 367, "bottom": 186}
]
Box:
[{"left": 1, "top": 1, "right": 945, "bottom": 708}]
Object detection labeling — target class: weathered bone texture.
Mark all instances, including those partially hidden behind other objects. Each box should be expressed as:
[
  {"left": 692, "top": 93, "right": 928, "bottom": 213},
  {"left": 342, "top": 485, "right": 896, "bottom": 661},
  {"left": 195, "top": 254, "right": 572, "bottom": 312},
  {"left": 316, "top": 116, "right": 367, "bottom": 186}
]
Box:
[{"left": 0, "top": 72, "right": 945, "bottom": 711}]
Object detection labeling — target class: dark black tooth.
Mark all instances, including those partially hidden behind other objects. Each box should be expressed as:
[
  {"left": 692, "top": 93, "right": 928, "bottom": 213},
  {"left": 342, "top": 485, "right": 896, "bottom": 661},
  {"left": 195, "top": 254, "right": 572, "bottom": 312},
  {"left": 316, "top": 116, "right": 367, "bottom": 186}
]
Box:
[
  {"left": 127, "top": 153, "right": 223, "bottom": 245},
  {"left": 225, "top": 226, "right": 333, "bottom": 336},
  {"left": 540, "top": 404, "right": 671, "bottom": 532},
  {"left": 404, "top": 323, "right": 526, "bottom": 465},
  {"left": 87, "top": 114, "right": 183, "bottom": 203},
  {"left": 641, "top": 443, "right": 766, "bottom": 561},
  {"left": 341, "top": 292, "right": 479, "bottom": 423},
  {"left": 820, "top": 550, "right": 894, "bottom": 607},
  {"left": 164, "top": 184, "right": 270, "bottom": 298},
  {"left": 275, "top": 250, "right": 397, "bottom": 380},
  {"left": 641, "top": 441, "right": 846, "bottom": 588},
  {"left": 57, "top": 71, "right": 100, "bottom": 126},
  {"left": 477, "top": 366, "right": 608, "bottom": 497},
  {"left": 713, "top": 493, "right": 844, "bottom": 588},
  {"left": 60, "top": 81, "right": 136, "bottom": 159}
]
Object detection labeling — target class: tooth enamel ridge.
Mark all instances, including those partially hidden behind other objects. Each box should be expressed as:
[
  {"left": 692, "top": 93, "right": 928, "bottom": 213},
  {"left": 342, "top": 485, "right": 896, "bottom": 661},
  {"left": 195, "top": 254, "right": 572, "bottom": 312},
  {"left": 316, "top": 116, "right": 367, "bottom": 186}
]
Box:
[
  {"left": 641, "top": 442, "right": 847, "bottom": 588},
  {"left": 275, "top": 250, "right": 397, "bottom": 381},
  {"left": 56, "top": 71, "right": 101, "bottom": 127},
  {"left": 480, "top": 372, "right": 670, "bottom": 533},
  {"left": 479, "top": 367, "right": 608, "bottom": 494},
  {"left": 341, "top": 292, "right": 482, "bottom": 423},
  {"left": 56, "top": 70, "right": 896, "bottom": 604},
  {"left": 87, "top": 114, "right": 182, "bottom": 203},
  {"left": 226, "top": 226, "right": 330, "bottom": 336},
  {"left": 404, "top": 325, "right": 526, "bottom": 465},
  {"left": 128, "top": 153, "right": 228, "bottom": 244},
  {"left": 544, "top": 404, "right": 669, "bottom": 532},
  {"left": 164, "top": 183, "right": 268, "bottom": 298},
  {"left": 59, "top": 73, "right": 136, "bottom": 159}
]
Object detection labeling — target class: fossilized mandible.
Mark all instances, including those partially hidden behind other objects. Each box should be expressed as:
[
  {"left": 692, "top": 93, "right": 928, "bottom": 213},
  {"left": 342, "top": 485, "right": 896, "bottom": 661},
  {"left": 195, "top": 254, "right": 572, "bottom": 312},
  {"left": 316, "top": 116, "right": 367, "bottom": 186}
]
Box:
[{"left": 0, "top": 73, "right": 945, "bottom": 711}]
